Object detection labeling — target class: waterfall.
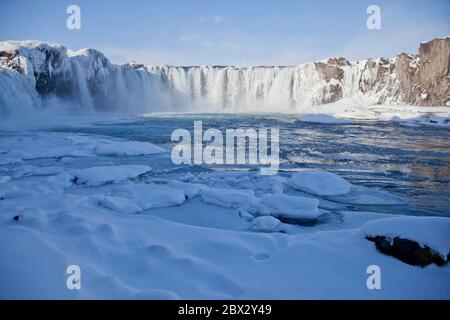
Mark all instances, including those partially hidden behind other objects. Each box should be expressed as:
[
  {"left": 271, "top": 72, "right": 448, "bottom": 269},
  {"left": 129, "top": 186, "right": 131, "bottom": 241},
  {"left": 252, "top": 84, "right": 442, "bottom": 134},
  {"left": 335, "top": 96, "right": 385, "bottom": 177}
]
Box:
[{"left": 1, "top": 40, "right": 408, "bottom": 116}]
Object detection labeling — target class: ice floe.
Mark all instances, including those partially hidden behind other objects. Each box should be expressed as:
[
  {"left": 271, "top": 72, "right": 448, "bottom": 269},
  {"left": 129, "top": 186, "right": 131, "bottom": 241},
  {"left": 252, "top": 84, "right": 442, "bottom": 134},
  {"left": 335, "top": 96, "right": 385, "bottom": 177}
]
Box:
[
  {"left": 93, "top": 140, "right": 165, "bottom": 156},
  {"left": 105, "top": 184, "right": 186, "bottom": 212},
  {"left": 73, "top": 165, "right": 152, "bottom": 186},
  {"left": 289, "top": 169, "right": 352, "bottom": 196},
  {"left": 251, "top": 216, "right": 283, "bottom": 232},
  {"left": 259, "top": 194, "right": 320, "bottom": 220}
]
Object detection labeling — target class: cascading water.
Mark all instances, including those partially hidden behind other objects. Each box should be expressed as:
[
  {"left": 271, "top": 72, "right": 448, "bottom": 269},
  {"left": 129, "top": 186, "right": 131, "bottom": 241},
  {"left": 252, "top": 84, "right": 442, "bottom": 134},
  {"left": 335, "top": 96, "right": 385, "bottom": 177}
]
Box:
[{"left": 0, "top": 40, "right": 426, "bottom": 116}]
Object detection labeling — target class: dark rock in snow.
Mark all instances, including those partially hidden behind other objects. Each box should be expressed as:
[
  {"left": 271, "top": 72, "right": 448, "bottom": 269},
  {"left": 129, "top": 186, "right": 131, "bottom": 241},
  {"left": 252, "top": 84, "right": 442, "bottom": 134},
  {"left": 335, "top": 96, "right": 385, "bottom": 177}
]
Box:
[{"left": 367, "top": 235, "right": 448, "bottom": 267}]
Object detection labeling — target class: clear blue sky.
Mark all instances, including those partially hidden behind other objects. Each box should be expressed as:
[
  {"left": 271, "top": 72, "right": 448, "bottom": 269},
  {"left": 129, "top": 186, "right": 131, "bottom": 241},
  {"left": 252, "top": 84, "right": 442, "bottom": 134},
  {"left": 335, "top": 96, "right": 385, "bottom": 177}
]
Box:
[{"left": 0, "top": 0, "right": 449, "bottom": 66}]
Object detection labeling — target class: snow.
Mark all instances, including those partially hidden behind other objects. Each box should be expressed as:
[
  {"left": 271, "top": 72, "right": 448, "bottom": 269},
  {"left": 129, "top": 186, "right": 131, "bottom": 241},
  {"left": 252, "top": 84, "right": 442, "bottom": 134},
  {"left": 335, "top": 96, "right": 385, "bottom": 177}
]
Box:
[
  {"left": 0, "top": 118, "right": 449, "bottom": 299},
  {"left": 1, "top": 39, "right": 450, "bottom": 299},
  {"left": 289, "top": 169, "right": 352, "bottom": 196},
  {"left": 73, "top": 165, "right": 152, "bottom": 186},
  {"left": 360, "top": 216, "right": 450, "bottom": 256}
]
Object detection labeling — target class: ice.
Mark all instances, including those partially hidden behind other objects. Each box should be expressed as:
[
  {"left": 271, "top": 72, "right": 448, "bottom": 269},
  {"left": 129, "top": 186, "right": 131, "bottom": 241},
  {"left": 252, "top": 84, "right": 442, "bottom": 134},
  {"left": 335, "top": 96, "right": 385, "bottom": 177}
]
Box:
[
  {"left": 73, "top": 165, "right": 152, "bottom": 186},
  {"left": 360, "top": 216, "right": 450, "bottom": 256},
  {"left": 167, "top": 180, "right": 203, "bottom": 199},
  {"left": 298, "top": 114, "right": 353, "bottom": 124},
  {"left": 46, "top": 173, "right": 74, "bottom": 189},
  {"left": 107, "top": 184, "right": 186, "bottom": 211},
  {"left": 0, "top": 128, "right": 449, "bottom": 299},
  {"left": 97, "top": 195, "right": 142, "bottom": 214},
  {"left": 327, "top": 185, "right": 407, "bottom": 205},
  {"left": 259, "top": 194, "right": 320, "bottom": 220},
  {"left": 198, "top": 186, "right": 255, "bottom": 209},
  {"left": 289, "top": 169, "right": 352, "bottom": 196},
  {"left": 93, "top": 141, "right": 165, "bottom": 156},
  {"left": 13, "top": 165, "right": 67, "bottom": 178},
  {"left": 0, "top": 155, "right": 22, "bottom": 165},
  {"left": 251, "top": 216, "right": 283, "bottom": 232}
]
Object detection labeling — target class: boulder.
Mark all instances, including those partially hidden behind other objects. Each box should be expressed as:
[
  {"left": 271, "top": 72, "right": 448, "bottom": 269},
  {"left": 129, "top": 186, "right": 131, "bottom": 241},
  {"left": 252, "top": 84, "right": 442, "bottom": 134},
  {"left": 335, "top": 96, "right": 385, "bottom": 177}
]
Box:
[{"left": 367, "top": 235, "right": 448, "bottom": 267}]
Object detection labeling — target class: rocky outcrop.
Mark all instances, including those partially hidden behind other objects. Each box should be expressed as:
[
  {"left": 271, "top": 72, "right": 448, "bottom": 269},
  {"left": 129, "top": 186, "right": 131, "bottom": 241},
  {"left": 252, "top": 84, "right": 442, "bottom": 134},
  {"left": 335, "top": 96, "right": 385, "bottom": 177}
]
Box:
[
  {"left": 314, "top": 58, "right": 349, "bottom": 103},
  {"left": 312, "top": 37, "right": 450, "bottom": 106},
  {"left": 367, "top": 235, "right": 448, "bottom": 267},
  {"left": 416, "top": 38, "right": 450, "bottom": 105}
]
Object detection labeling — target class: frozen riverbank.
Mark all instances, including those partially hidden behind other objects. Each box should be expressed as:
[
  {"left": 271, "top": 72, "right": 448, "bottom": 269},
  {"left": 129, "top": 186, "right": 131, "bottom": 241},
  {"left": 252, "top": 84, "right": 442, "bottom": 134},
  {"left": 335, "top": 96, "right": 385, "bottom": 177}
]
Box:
[{"left": 0, "top": 117, "right": 449, "bottom": 299}]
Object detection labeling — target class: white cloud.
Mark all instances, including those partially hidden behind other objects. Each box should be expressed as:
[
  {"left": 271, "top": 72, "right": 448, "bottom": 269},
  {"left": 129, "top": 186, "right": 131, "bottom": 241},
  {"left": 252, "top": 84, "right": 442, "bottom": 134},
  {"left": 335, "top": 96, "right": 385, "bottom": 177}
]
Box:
[
  {"left": 178, "top": 31, "right": 199, "bottom": 42},
  {"left": 221, "top": 41, "right": 239, "bottom": 49},
  {"left": 201, "top": 40, "right": 214, "bottom": 47},
  {"left": 214, "top": 15, "right": 225, "bottom": 23}
]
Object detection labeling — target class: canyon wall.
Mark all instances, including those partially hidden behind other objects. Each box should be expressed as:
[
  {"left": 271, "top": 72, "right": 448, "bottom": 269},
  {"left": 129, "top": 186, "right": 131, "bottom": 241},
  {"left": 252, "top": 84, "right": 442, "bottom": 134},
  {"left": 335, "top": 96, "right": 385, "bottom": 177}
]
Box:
[{"left": 0, "top": 37, "right": 448, "bottom": 116}]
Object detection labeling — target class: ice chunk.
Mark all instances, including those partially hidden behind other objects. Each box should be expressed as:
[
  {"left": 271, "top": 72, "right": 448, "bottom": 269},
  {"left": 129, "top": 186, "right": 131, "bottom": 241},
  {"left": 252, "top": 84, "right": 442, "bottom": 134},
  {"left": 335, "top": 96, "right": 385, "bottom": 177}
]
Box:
[
  {"left": 251, "top": 216, "right": 283, "bottom": 232},
  {"left": 109, "top": 184, "right": 186, "bottom": 210},
  {"left": 46, "top": 173, "right": 74, "bottom": 189},
  {"left": 259, "top": 194, "right": 320, "bottom": 220},
  {"left": 289, "top": 170, "right": 352, "bottom": 196},
  {"left": 93, "top": 141, "right": 165, "bottom": 156},
  {"left": 167, "top": 180, "right": 203, "bottom": 199},
  {"left": 199, "top": 187, "right": 255, "bottom": 208},
  {"left": 73, "top": 165, "right": 152, "bottom": 186},
  {"left": 98, "top": 196, "right": 142, "bottom": 214}
]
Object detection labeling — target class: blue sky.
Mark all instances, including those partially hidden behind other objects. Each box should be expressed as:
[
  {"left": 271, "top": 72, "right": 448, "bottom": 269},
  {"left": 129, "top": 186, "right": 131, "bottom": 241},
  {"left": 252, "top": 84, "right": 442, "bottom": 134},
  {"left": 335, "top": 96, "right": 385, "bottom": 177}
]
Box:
[{"left": 0, "top": 0, "right": 449, "bottom": 66}]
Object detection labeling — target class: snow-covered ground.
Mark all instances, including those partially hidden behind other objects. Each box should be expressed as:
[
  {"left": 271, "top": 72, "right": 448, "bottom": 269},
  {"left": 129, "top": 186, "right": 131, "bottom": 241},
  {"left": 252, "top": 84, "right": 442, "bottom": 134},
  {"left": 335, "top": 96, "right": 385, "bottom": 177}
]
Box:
[
  {"left": 296, "top": 98, "right": 450, "bottom": 127},
  {"left": 0, "top": 128, "right": 449, "bottom": 299}
]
